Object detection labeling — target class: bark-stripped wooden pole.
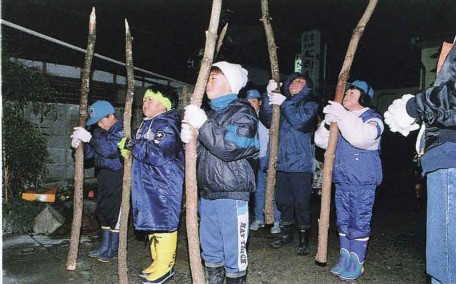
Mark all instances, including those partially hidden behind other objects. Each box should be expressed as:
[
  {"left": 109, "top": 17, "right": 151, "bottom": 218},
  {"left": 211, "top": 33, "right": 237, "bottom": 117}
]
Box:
[
  {"left": 260, "top": 0, "right": 281, "bottom": 225},
  {"left": 315, "top": 0, "right": 378, "bottom": 265},
  {"left": 66, "top": 7, "right": 96, "bottom": 271},
  {"left": 185, "top": 1, "right": 222, "bottom": 283},
  {"left": 118, "top": 19, "right": 135, "bottom": 284}
]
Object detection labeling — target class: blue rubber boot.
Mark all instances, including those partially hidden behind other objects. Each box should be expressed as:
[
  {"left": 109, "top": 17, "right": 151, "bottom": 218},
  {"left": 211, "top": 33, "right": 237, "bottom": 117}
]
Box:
[
  {"left": 89, "top": 227, "right": 110, "bottom": 258},
  {"left": 339, "top": 238, "right": 368, "bottom": 281},
  {"left": 97, "top": 230, "right": 119, "bottom": 263},
  {"left": 330, "top": 233, "right": 350, "bottom": 276}
]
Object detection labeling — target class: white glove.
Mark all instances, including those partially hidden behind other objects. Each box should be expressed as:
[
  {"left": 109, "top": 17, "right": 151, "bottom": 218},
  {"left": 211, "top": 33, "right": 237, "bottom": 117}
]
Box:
[
  {"left": 180, "top": 123, "right": 193, "bottom": 144},
  {"left": 268, "top": 92, "right": 287, "bottom": 106},
  {"left": 324, "top": 113, "right": 337, "bottom": 124},
  {"left": 384, "top": 94, "right": 419, "bottom": 137},
  {"left": 183, "top": 105, "right": 207, "bottom": 129},
  {"left": 266, "top": 79, "right": 282, "bottom": 95},
  {"left": 71, "top": 127, "right": 92, "bottom": 142},
  {"left": 71, "top": 137, "right": 81, "bottom": 149},
  {"left": 323, "top": 101, "right": 348, "bottom": 121}
]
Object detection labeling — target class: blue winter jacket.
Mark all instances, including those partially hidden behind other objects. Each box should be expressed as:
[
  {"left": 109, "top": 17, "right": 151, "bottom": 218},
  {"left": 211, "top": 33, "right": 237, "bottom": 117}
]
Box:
[
  {"left": 260, "top": 73, "right": 319, "bottom": 172},
  {"left": 333, "top": 109, "right": 383, "bottom": 186},
  {"left": 197, "top": 94, "right": 260, "bottom": 201},
  {"left": 131, "top": 110, "right": 184, "bottom": 232},
  {"left": 84, "top": 119, "right": 124, "bottom": 171}
]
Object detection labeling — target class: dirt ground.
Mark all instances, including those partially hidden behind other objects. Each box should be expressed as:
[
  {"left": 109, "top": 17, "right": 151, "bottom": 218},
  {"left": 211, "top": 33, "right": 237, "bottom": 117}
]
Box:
[{"left": 3, "top": 190, "right": 428, "bottom": 284}]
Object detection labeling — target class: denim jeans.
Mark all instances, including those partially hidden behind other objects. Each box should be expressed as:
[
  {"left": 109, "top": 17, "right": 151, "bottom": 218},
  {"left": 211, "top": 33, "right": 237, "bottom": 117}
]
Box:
[
  {"left": 427, "top": 168, "right": 456, "bottom": 284},
  {"left": 252, "top": 157, "right": 280, "bottom": 222}
]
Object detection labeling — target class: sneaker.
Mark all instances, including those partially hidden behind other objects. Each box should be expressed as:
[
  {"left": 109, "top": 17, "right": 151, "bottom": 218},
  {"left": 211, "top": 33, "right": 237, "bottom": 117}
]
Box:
[
  {"left": 249, "top": 220, "right": 264, "bottom": 231},
  {"left": 270, "top": 221, "right": 281, "bottom": 234}
]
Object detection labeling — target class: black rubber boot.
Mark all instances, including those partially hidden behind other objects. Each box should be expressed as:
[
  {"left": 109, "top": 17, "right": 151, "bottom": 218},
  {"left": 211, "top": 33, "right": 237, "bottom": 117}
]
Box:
[
  {"left": 296, "top": 229, "right": 310, "bottom": 256},
  {"left": 225, "top": 274, "right": 246, "bottom": 284},
  {"left": 270, "top": 224, "right": 294, "bottom": 249},
  {"left": 205, "top": 265, "right": 225, "bottom": 284},
  {"left": 89, "top": 227, "right": 110, "bottom": 258},
  {"left": 97, "top": 230, "right": 119, "bottom": 262}
]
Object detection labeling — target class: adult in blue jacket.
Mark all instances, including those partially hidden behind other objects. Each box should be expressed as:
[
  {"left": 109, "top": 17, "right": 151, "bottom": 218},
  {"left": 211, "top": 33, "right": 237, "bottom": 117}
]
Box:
[
  {"left": 384, "top": 42, "right": 456, "bottom": 284},
  {"left": 130, "top": 86, "right": 184, "bottom": 284},
  {"left": 260, "top": 73, "right": 319, "bottom": 256},
  {"left": 70, "top": 100, "right": 124, "bottom": 263}
]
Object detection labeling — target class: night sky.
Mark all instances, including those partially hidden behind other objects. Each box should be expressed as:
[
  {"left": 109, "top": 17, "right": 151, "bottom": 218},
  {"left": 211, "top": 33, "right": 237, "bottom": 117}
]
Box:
[{"left": 2, "top": 0, "right": 456, "bottom": 90}]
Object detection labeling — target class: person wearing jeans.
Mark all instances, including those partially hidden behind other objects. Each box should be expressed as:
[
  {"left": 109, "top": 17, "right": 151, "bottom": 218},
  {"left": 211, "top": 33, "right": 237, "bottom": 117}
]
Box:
[
  {"left": 246, "top": 89, "right": 281, "bottom": 234},
  {"left": 384, "top": 42, "right": 456, "bottom": 284}
]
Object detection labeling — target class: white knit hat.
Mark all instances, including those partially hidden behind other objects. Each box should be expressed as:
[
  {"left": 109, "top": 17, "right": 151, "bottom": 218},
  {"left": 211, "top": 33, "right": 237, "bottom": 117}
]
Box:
[{"left": 212, "top": 61, "right": 248, "bottom": 94}]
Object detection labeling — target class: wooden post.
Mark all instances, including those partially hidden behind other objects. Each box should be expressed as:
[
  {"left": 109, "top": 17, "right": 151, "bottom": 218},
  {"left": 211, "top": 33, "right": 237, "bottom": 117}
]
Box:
[
  {"left": 66, "top": 7, "right": 96, "bottom": 271},
  {"left": 118, "top": 19, "right": 135, "bottom": 284},
  {"left": 185, "top": 1, "right": 222, "bottom": 283},
  {"left": 315, "top": 0, "right": 378, "bottom": 265},
  {"left": 260, "top": 0, "right": 281, "bottom": 225}
]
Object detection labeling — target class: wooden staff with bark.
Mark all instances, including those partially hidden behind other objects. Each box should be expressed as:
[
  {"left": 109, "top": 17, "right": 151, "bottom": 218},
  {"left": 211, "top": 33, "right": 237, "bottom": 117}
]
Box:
[
  {"left": 315, "top": 0, "right": 378, "bottom": 265},
  {"left": 117, "top": 19, "right": 135, "bottom": 284},
  {"left": 260, "top": 0, "right": 281, "bottom": 225},
  {"left": 185, "top": 1, "right": 222, "bottom": 283},
  {"left": 66, "top": 7, "right": 96, "bottom": 271}
]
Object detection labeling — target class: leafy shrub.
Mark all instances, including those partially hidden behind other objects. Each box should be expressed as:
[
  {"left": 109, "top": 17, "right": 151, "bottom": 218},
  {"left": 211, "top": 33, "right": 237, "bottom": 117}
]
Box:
[{"left": 2, "top": 199, "right": 46, "bottom": 234}]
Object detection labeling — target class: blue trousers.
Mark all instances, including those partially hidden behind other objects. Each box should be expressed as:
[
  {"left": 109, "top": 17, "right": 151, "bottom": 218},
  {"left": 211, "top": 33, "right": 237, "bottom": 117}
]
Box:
[
  {"left": 427, "top": 168, "right": 456, "bottom": 284},
  {"left": 275, "top": 171, "right": 312, "bottom": 228},
  {"left": 199, "top": 198, "right": 249, "bottom": 278},
  {"left": 335, "top": 184, "right": 376, "bottom": 239},
  {"left": 253, "top": 157, "right": 281, "bottom": 223}
]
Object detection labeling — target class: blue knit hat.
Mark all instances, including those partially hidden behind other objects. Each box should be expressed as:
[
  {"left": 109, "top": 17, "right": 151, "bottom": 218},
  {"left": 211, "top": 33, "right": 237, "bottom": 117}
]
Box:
[
  {"left": 348, "top": 80, "right": 374, "bottom": 98},
  {"left": 246, "top": 89, "right": 261, "bottom": 99},
  {"left": 86, "top": 100, "right": 115, "bottom": 126}
]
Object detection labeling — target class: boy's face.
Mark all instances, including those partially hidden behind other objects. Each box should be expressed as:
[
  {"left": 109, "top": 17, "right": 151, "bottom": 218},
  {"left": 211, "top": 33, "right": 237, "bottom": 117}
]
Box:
[
  {"left": 289, "top": 77, "right": 306, "bottom": 96},
  {"left": 143, "top": 97, "right": 167, "bottom": 118},
  {"left": 206, "top": 71, "right": 232, "bottom": 100},
  {"left": 97, "top": 113, "right": 117, "bottom": 131},
  {"left": 343, "top": 88, "right": 363, "bottom": 111},
  {"left": 247, "top": 98, "right": 261, "bottom": 112}
]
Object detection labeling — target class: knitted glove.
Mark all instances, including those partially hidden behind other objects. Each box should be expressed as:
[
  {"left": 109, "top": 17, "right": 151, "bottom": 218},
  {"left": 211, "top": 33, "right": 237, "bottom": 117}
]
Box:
[
  {"left": 384, "top": 94, "right": 419, "bottom": 137},
  {"left": 323, "top": 101, "right": 348, "bottom": 121},
  {"left": 268, "top": 92, "right": 287, "bottom": 106},
  {"left": 266, "top": 79, "right": 282, "bottom": 95},
  {"left": 180, "top": 123, "right": 193, "bottom": 144},
  {"left": 117, "top": 137, "right": 132, "bottom": 158},
  {"left": 183, "top": 105, "right": 207, "bottom": 129},
  {"left": 71, "top": 127, "right": 92, "bottom": 142},
  {"left": 71, "top": 137, "right": 81, "bottom": 149},
  {"left": 324, "top": 113, "right": 337, "bottom": 124}
]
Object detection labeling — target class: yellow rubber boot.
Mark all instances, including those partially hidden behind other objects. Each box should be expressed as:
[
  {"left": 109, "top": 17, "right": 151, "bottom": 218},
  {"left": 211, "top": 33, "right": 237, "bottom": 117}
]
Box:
[
  {"left": 142, "top": 234, "right": 157, "bottom": 275},
  {"left": 144, "top": 231, "right": 177, "bottom": 284}
]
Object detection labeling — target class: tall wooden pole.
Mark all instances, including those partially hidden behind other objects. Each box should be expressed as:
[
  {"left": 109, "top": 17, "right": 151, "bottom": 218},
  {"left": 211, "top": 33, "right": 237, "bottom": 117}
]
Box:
[
  {"left": 66, "top": 7, "right": 96, "bottom": 271},
  {"left": 118, "top": 19, "right": 135, "bottom": 284},
  {"left": 185, "top": 1, "right": 222, "bottom": 283},
  {"left": 260, "top": 0, "right": 281, "bottom": 225},
  {"left": 315, "top": 0, "right": 378, "bottom": 265}
]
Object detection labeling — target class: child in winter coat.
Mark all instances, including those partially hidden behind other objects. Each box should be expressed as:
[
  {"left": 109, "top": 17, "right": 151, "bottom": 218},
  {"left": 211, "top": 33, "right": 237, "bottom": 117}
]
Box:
[
  {"left": 246, "top": 89, "right": 281, "bottom": 234},
  {"left": 314, "top": 80, "right": 384, "bottom": 281},
  {"left": 180, "top": 61, "right": 259, "bottom": 283},
  {"left": 70, "top": 100, "right": 124, "bottom": 263},
  {"left": 126, "top": 86, "right": 184, "bottom": 284}
]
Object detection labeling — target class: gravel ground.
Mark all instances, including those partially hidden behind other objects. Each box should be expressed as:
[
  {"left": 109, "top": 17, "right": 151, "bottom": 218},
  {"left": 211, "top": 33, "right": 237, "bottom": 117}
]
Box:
[{"left": 3, "top": 191, "right": 428, "bottom": 284}]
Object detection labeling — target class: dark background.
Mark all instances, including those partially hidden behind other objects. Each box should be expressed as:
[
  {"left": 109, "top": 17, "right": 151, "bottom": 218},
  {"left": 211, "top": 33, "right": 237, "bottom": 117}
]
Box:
[{"left": 2, "top": 0, "right": 456, "bottom": 90}]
